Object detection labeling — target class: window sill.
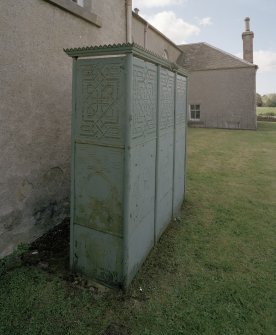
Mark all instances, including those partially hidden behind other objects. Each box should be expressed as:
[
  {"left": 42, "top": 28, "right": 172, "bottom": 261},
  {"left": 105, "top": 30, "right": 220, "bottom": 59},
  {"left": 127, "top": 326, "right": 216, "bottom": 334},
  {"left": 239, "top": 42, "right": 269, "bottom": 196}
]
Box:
[
  {"left": 188, "top": 121, "right": 205, "bottom": 128},
  {"left": 43, "top": 0, "right": 102, "bottom": 27}
]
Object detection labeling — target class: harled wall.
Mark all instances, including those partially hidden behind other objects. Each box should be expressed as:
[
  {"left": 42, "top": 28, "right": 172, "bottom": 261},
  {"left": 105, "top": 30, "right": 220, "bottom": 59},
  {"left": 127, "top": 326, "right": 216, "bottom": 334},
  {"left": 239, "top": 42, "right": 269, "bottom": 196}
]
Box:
[
  {"left": 132, "top": 14, "right": 182, "bottom": 63},
  {"left": 0, "top": 0, "right": 126, "bottom": 257},
  {"left": 188, "top": 67, "right": 257, "bottom": 129}
]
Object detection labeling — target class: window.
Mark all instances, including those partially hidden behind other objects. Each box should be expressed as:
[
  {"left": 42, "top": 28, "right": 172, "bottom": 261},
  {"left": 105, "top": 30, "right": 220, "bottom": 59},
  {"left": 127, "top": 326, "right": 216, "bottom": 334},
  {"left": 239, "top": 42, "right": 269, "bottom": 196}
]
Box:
[
  {"left": 43, "top": 1, "right": 101, "bottom": 27},
  {"left": 71, "top": 0, "right": 84, "bottom": 6},
  {"left": 190, "top": 104, "right": 200, "bottom": 120}
]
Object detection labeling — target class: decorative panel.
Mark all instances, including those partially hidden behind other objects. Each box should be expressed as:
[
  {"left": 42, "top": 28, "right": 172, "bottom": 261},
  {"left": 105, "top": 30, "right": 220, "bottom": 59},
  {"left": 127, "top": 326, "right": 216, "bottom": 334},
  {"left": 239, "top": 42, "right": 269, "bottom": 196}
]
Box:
[
  {"left": 132, "top": 58, "right": 157, "bottom": 141},
  {"left": 72, "top": 57, "right": 126, "bottom": 287},
  {"left": 159, "top": 68, "right": 175, "bottom": 131},
  {"left": 69, "top": 45, "right": 187, "bottom": 288},
  {"left": 126, "top": 57, "right": 157, "bottom": 282},
  {"left": 76, "top": 58, "right": 126, "bottom": 145},
  {"left": 173, "top": 75, "right": 187, "bottom": 215},
  {"left": 155, "top": 68, "right": 175, "bottom": 240},
  {"left": 175, "top": 75, "right": 187, "bottom": 124}
]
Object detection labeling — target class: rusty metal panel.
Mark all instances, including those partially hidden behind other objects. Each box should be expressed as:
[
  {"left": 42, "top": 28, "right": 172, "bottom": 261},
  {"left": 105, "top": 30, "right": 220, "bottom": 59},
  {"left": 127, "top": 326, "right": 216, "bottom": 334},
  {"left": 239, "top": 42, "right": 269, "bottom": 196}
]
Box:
[
  {"left": 173, "top": 74, "right": 187, "bottom": 215},
  {"left": 155, "top": 68, "right": 175, "bottom": 240}
]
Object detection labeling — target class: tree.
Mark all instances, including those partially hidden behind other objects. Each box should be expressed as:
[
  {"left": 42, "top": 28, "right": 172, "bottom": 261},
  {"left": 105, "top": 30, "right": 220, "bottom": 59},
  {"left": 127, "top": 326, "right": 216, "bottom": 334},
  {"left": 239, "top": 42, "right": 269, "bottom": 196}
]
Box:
[
  {"left": 262, "top": 94, "right": 276, "bottom": 107},
  {"left": 256, "top": 93, "right": 263, "bottom": 106}
]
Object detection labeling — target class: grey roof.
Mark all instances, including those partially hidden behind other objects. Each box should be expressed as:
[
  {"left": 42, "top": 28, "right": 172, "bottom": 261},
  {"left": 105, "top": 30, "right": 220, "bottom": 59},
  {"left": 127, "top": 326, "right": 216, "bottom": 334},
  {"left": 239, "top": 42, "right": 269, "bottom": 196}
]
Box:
[{"left": 177, "top": 42, "right": 257, "bottom": 71}]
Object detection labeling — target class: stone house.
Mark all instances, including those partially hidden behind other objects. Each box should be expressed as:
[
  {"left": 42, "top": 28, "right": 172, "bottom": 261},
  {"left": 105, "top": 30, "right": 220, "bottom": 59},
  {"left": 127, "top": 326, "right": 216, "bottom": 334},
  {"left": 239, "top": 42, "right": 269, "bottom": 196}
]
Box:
[
  {"left": 177, "top": 18, "right": 257, "bottom": 129},
  {"left": 132, "top": 14, "right": 257, "bottom": 130}
]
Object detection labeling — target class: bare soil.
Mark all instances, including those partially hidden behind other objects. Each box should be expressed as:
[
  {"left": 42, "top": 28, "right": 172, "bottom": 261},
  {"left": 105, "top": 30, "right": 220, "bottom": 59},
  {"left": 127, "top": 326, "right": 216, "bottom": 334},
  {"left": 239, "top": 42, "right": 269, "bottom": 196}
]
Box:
[{"left": 22, "top": 218, "right": 70, "bottom": 276}]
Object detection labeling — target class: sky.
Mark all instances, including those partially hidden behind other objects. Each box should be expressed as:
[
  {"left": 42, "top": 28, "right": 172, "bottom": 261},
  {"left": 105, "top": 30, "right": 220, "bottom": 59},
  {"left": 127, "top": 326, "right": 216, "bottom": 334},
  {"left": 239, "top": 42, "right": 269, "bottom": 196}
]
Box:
[{"left": 132, "top": 0, "right": 276, "bottom": 95}]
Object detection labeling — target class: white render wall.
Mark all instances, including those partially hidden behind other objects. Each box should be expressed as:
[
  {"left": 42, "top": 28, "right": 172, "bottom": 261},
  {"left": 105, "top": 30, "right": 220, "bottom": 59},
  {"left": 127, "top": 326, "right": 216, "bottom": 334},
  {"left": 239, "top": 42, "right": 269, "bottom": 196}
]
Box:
[
  {"left": 0, "top": 0, "right": 126, "bottom": 257},
  {"left": 188, "top": 67, "right": 257, "bottom": 129}
]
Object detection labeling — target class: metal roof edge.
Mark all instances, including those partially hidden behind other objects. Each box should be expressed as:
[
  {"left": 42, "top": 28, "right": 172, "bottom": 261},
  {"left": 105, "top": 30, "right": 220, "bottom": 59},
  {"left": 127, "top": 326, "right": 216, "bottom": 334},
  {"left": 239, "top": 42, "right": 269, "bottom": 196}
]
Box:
[{"left": 64, "top": 42, "right": 188, "bottom": 76}]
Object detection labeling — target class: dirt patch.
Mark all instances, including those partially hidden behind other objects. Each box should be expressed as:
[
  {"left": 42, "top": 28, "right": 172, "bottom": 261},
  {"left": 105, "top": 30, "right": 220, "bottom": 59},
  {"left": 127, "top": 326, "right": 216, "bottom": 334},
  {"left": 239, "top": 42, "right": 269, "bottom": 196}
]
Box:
[
  {"left": 0, "top": 218, "right": 70, "bottom": 277},
  {"left": 21, "top": 217, "right": 70, "bottom": 275},
  {"left": 19, "top": 219, "right": 113, "bottom": 295}
]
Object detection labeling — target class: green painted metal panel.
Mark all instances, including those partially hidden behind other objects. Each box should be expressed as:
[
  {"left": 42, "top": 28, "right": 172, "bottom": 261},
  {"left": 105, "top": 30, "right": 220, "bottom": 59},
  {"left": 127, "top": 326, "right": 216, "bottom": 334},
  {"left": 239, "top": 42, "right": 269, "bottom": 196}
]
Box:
[
  {"left": 155, "top": 68, "right": 175, "bottom": 240},
  {"left": 71, "top": 56, "right": 126, "bottom": 287},
  {"left": 75, "top": 58, "right": 126, "bottom": 147},
  {"left": 67, "top": 44, "right": 188, "bottom": 288},
  {"left": 126, "top": 58, "right": 157, "bottom": 283},
  {"left": 173, "top": 75, "right": 187, "bottom": 215},
  {"left": 73, "top": 224, "right": 123, "bottom": 285},
  {"left": 74, "top": 144, "right": 124, "bottom": 236}
]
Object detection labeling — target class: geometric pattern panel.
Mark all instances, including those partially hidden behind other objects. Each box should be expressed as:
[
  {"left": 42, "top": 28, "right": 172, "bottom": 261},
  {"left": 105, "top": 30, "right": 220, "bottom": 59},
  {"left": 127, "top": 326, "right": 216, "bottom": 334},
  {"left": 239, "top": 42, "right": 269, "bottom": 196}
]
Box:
[
  {"left": 175, "top": 75, "right": 187, "bottom": 125},
  {"left": 173, "top": 74, "right": 187, "bottom": 216},
  {"left": 132, "top": 57, "right": 157, "bottom": 140},
  {"left": 160, "top": 68, "right": 175, "bottom": 130},
  {"left": 71, "top": 48, "right": 188, "bottom": 288},
  {"left": 76, "top": 58, "right": 126, "bottom": 145}
]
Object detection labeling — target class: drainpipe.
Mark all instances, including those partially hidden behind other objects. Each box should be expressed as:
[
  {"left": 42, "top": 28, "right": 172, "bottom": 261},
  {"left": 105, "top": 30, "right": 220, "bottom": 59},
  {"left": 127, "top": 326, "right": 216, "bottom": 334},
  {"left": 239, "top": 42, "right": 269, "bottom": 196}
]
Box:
[
  {"left": 144, "top": 22, "right": 149, "bottom": 49},
  {"left": 126, "top": 0, "right": 132, "bottom": 43}
]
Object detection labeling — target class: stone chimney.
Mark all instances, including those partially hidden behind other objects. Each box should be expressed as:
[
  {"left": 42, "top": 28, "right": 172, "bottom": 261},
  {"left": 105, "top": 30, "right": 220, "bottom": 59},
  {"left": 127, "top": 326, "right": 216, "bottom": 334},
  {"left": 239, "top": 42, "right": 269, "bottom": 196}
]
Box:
[{"left": 242, "top": 17, "right": 254, "bottom": 63}]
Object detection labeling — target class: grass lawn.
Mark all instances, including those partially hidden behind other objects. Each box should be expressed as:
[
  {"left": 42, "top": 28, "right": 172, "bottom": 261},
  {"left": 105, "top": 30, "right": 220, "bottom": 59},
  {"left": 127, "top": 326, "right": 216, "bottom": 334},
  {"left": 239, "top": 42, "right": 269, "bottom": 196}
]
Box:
[
  {"left": 1, "top": 122, "right": 276, "bottom": 335},
  {"left": 257, "top": 107, "right": 276, "bottom": 116}
]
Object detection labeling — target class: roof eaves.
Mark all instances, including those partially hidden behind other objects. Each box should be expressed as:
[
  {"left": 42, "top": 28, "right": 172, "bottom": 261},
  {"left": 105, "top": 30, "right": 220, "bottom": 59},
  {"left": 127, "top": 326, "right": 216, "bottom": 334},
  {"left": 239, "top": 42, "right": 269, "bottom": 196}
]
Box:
[
  {"left": 189, "top": 65, "right": 258, "bottom": 72},
  {"left": 178, "top": 42, "right": 257, "bottom": 68},
  {"left": 199, "top": 42, "right": 257, "bottom": 68}
]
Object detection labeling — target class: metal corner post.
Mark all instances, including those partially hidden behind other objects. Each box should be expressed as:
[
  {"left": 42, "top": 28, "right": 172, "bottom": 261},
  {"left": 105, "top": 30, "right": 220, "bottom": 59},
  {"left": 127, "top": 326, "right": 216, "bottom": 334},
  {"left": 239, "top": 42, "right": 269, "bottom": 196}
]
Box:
[
  {"left": 172, "top": 71, "right": 177, "bottom": 216},
  {"left": 70, "top": 57, "right": 78, "bottom": 269},
  {"left": 154, "top": 64, "right": 161, "bottom": 244},
  {"left": 184, "top": 76, "right": 188, "bottom": 199},
  {"left": 123, "top": 52, "right": 133, "bottom": 288}
]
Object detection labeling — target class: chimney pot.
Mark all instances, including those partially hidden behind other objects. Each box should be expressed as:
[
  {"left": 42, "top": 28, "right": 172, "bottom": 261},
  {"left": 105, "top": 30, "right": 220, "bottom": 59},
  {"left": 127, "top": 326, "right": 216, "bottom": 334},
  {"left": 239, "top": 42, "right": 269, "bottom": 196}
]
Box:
[
  {"left": 244, "top": 17, "right": 250, "bottom": 31},
  {"left": 134, "top": 8, "right": 139, "bottom": 15}
]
